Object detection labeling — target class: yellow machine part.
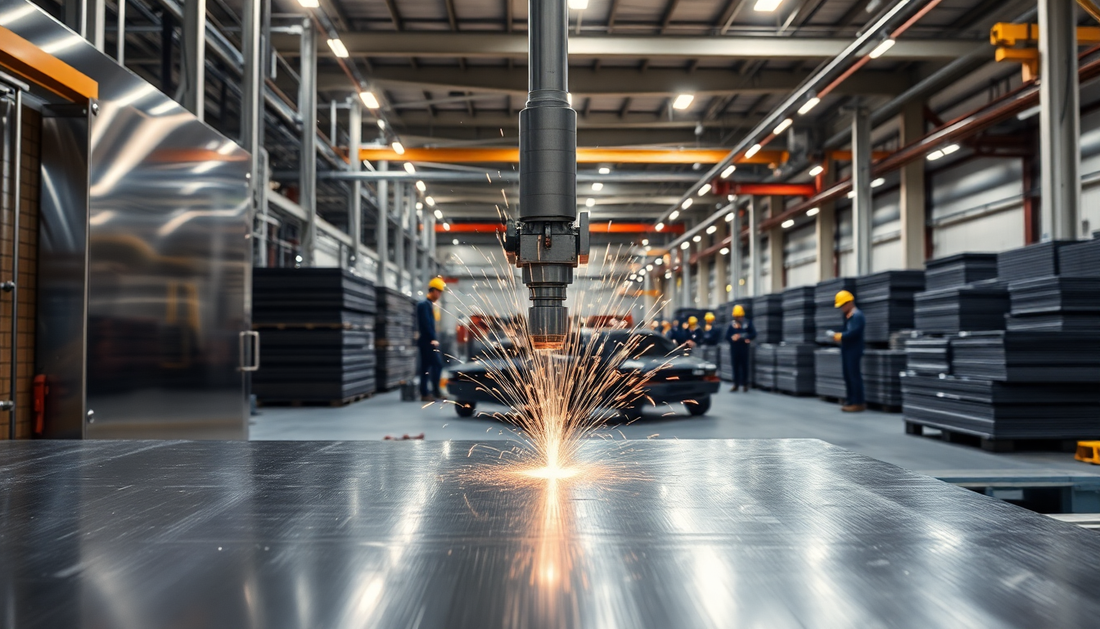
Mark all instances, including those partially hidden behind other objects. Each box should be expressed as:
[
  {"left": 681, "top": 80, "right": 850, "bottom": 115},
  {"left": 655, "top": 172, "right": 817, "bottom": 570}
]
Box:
[{"left": 1075, "top": 441, "right": 1100, "bottom": 465}]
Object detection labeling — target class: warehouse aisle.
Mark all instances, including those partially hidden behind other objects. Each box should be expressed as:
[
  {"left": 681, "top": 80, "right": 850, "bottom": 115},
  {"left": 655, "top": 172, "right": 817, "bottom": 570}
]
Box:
[{"left": 250, "top": 389, "right": 1093, "bottom": 476}]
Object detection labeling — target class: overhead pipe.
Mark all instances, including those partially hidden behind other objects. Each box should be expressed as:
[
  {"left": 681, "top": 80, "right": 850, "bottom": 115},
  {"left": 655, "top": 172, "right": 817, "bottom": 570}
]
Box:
[{"left": 310, "top": 170, "right": 703, "bottom": 183}]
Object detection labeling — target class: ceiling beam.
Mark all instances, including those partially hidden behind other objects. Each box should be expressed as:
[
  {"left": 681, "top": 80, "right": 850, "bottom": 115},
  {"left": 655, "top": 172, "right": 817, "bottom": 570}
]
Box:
[
  {"left": 274, "top": 32, "right": 979, "bottom": 60},
  {"left": 356, "top": 146, "right": 787, "bottom": 165},
  {"left": 387, "top": 110, "right": 766, "bottom": 130}
]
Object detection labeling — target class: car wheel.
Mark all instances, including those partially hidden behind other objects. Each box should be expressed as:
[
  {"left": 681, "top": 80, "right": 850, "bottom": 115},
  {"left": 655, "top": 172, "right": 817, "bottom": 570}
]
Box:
[
  {"left": 685, "top": 395, "right": 711, "bottom": 416},
  {"left": 455, "top": 401, "right": 476, "bottom": 417}
]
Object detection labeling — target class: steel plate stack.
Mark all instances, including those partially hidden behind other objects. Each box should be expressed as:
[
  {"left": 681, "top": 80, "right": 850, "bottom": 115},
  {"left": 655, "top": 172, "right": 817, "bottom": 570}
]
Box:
[
  {"left": 781, "top": 286, "right": 816, "bottom": 343},
  {"left": 717, "top": 343, "right": 733, "bottom": 381},
  {"left": 996, "top": 241, "right": 1076, "bottom": 281},
  {"left": 775, "top": 343, "right": 815, "bottom": 395},
  {"left": 950, "top": 331, "right": 1100, "bottom": 382},
  {"left": 863, "top": 349, "right": 906, "bottom": 408},
  {"left": 814, "top": 278, "right": 857, "bottom": 335},
  {"left": 923, "top": 253, "right": 999, "bottom": 291},
  {"left": 903, "top": 336, "right": 951, "bottom": 375},
  {"left": 753, "top": 343, "right": 778, "bottom": 389},
  {"left": 913, "top": 281, "right": 1010, "bottom": 334},
  {"left": 855, "top": 271, "right": 926, "bottom": 343},
  {"left": 1058, "top": 237, "right": 1100, "bottom": 278},
  {"left": 1005, "top": 276, "right": 1100, "bottom": 332},
  {"left": 252, "top": 268, "right": 377, "bottom": 403},
  {"left": 814, "top": 347, "right": 845, "bottom": 399},
  {"left": 376, "top": 288, "right": 418, "bottom": 391},
  {"left": 751, "top": 294, "right": 784, "bottom": 343}
]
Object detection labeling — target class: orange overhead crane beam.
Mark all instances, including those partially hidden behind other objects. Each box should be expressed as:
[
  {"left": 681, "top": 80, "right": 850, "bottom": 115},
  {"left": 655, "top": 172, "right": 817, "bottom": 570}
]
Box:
[
  {"left": 0, "top": 26, "right": 98, "bottom": 102},
  {"left": 359, "top": 147, "right": 788, "bottom": 165},
  {"left": 437, "top": 222, "right": 684, "bottom": 234}
]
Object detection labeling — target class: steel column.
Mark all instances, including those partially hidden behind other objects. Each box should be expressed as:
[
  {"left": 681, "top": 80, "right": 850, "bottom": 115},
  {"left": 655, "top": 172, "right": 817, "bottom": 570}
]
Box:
[
  {"left": 1, "top": 88, "right": 22, "bottom": 438},
  {"left": 81, "top": 0, "right": 106, "bottom": 51},
  {"left": 182, "top": 0, "right": 206, "bottom": 121},
  {"left": 116, "top": 0, "right": 126, "bottom": 63},
  {"left": 299, "top": 18, "right": 317, "bottom": 265},
  {"left": 393, "top": 184, "right": 406, "bottom": 292},
  {"left": 697, "top": 254, "right": 709, "bottom": 307},
  {"left": 851, "top": 106, "right": 873, "bottom": 276},
  {"left": 731, "top": 210, "right": 743, "bottom": 299},
  {"left": 768, "top": 227, "right": 784, "bottom": 294},
  {"left": 681, "top": 248, "right": 691, "bottom": 308},
  {"left": 1039, "top": 0, "right": 1081, "bottom": 241},
  {"left": 242, "top": 0, "right": 264, "bottom": 266},
  {"left": 714, "top": 221, "right": 728, "bottom": 302},
  {"left": 749, "top": 197, "right": 761, "bottom": 297},
  {"left": 376, "top": 161, "right": 389, "bottom": 288},
  {"left": 406, "top": 187, "right": 417, "bottom": 293},
  {"left": 899, "top": 101, "right": 926, "bottom": 268}
]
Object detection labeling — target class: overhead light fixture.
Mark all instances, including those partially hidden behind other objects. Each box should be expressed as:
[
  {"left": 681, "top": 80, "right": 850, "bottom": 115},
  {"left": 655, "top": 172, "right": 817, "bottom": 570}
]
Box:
[
  {"left": 568, "top": 0, "right": 588, "bottom": 9},
  {"left": 452, "top": 238, "right": 458, "bottom": 244},
  {"left": 847, "top": 190, "right": 856, "bottom": 198},
  {"left": 391, "top": 141, "right": 405, "bottom": 155},
  {"left": 698, "top": 183, "right": 712, "bottom": 196},
  {"left": 443, "top": 223, "right": 451, "bottom": 231},
  {"left": 808, "top": 165, "right": 824, "bottom": 177},
  {"left": 926, "top": 149, "right": 945, "bottom": 161},
  {"left": 797, "top": 97, "right": 821, "bottom": 116},
  {"left": 681, "top": 242, "right": 691, "bottom": 250},
  {"left": 669, "top": 210, "right": 680, "bottom": 221},
  {"left": 665, "top": 272, "right": 672, "bottom": 279},
  {"left": 721, "top": 165, "right": 736, "bottom": 179},
  {"left": 720, "top": 247, "right": 730, "bottom": 255},
  {"left": 327, "top": 38, "right": 350, "bottom": 58},
  {"left": 781, "top": 219, "right": 795, "bottom": 229},
  {"left": 645, "top": 245, "right": 652, "bottom": 251},
  {"left": 692, "top": 235, "right": 702, "bottom": 243},
  {"left": 360, "top": 91, "right": 380, "bottom": 109},
  {"left": 592, "top": 182, "right": 604, "bottom": 191},
  {"left": 1017, "top": 105, "right": 1041, "bottom": 121},
  {"left": 416, "top": 202, "right": 424, "bottom": 210},
  {"left": 629, "top": 274, "right": 637, "bottom": 281},
  {"left": 725, "top": 212, "right": 734, "bottom": 222},
  {"left": 706, "top": 225, "right": 717, "bottom": 235},
  {"left": 585, "top": 198, "right": 595, "bottom": 207},
  {"left": 298, "top": 0, "right": 319, "bottom": 7},
  {"left": 599, "top": 167, "right": 611, "bottom": 175},
  {"left": 681, "top": 198, "right": 693, "bottom": 210},
  {"left": 656, "top": 223, "right": 665, "bottom": 232},
  {"left": 434, "top": 209, "right": 444, "bottom": 220},
  {"left": 376, "top": 119, "right": 386, "bottom": 129},
  {"left": 404, "top": 162, "right": 416, "bottom": 174},
  {"left": 773, "top": 118, "right": 793, "bottom": 135},
  {"left": 646, "top": 264, "right": 653, "bottom": 271},
  {"left": 942, "top": 144, "right": 961, "bottom": 155},
  {"left": 868, "top": 38, "right": 896, "bottom": 59},
  {"left": 655, "top": 257, "right": 663, "bottom": 265},
  {"left": 641, "top": 239, "right": 649, "bottom": 246},
  {"left": 871, "top": 177, "right": 886, "bottom": 188},
  {"left": 672, "top": 94, "right": 695, "bottom": 110},
  {"left": 753, "top": 0, "right": 782, "bottom": 11},
  {"left": 806, "top": 207, "right": 820, "bottom": 217},
  {"left": 744, "top": 144, "right": 762, "bottom": 159},
  {"left": 425, "top": 196, "right": 436, "bottom": 206},
  {"left": 416, "top": 180, "right": 426, "bottom": 192}
]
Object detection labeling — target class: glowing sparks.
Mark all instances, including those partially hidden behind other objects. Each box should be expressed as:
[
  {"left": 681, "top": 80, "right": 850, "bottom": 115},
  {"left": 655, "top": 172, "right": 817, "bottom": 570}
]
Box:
[{"left": 521, "top": 466, "right": 580, "bottom": 480}]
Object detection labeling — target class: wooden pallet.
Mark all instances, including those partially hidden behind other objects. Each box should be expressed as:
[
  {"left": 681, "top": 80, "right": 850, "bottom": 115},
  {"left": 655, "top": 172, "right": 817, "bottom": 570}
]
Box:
[
  {"left": 258, "top": 391, "right": 374, "bottom": 408},
  {"left": 905, "top": 421, "right": 1079, "bottom": 453}
]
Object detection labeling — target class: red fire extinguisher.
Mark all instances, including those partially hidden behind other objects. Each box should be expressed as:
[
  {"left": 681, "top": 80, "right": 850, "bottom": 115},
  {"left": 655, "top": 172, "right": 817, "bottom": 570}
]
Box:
[{"left": 33, "top": 375, "right": 48, "bottom": 435}]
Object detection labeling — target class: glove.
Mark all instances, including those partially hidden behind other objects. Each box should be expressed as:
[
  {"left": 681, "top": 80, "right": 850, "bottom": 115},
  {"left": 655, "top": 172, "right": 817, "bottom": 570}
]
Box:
[
  {"left": 833, "top": 332, "right": 842, "bottom": 343},
  {"left": 732, "top": 334, "right": 741, "bottom": 341}
]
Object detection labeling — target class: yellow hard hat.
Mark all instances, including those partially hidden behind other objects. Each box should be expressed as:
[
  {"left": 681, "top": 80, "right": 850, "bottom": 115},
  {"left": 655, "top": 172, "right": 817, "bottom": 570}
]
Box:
[
  {"left": 688, "top": 316, "right": 698, "bottom": 325},
  {"left": 835, "top": 290, "right": 854, "bottom": 308},
  {"left": 732, "top": 304, "right": 745, "bottom": 317},
  {"left": 704, "top": 312, "right": 716, "bottom": 323},
  {"left": 428, "top": 277, "right": 446, "bottom": 292}
]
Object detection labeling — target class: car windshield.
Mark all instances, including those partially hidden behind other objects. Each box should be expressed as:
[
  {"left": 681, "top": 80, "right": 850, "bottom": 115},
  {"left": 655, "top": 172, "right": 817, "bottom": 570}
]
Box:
[{"left": 588, "top": 332, "right": 678, "bottom": 359}]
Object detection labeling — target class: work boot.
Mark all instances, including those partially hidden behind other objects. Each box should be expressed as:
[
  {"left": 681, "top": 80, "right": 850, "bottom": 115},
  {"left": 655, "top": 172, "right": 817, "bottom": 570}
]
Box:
[
  {"left": 729, "top": 385, "right": 739, "bottom": 393},
  {"left": 841, "top": 404, "right": 866, "bottom": 413},
  {"left": 742, "top": 386, "right": 749, "bottom": 393},
  {"left": 420, "top": 395, "right": 434, "bottom": 403}
]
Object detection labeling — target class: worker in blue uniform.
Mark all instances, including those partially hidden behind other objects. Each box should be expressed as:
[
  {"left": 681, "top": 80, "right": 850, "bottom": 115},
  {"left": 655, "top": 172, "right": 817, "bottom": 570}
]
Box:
[
  {"left": 685, "top": 316, "right": 701, "bottom": 351},
  {"left": 833, "top": 290, "right": 866, "bottom": 412},
  {"left": 726, "top": 304, "right": 756, "bottom": 392},
  {"left": 667, "top": 319, "right": 683, "bottom": 343},
  {"left": 418, "top": 277, "right": 446, "bottom": 402},
  {"left": 702, "top": 312, "right": 720, "bottom": 346}
]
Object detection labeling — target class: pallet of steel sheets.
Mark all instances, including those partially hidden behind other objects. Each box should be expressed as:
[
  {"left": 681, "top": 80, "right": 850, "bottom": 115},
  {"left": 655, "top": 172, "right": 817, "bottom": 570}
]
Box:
[
  {"left": 863, "top": 349, "right": 906, "bottom": 408},
  {"left": 717, "top": 343, "right": 733, "bottom": 381},
  {"left": 1057, "top": 237, "right": 1100, "bottom": 278},
  {"left": 923, "top": 253, "right": 999, "bottom": 292},
  {"left": 855, "top": 271, "right": 925, "bottom": 344},
  {"left": 753, "top": 343, "right": 778, "bottom": 389},
  {"left": 781, "top": 286, "right": 816, "bottom": 343},
  {"left": 996, "top": 241, "right": 1077, "bottom": 282},
  {"left": 775, "top": 343, "right": 815, "bottom": 395},
  {"left": 814, "top": 347, "right": 845, "bottom": 399},
  {"left": 1008, "top": 277, "right": 1100, "bottom": 314},
  {"left": 903, "top": 336, "right": 951, "bottom": 375},
  {"left": 751, "top": 294, "right": 784, "bottom": 343},
  {"left": 855, "top": 270, "right": 926, "bottom": 302},
  {"left": 949, "top": 331, "right": 1100, "bottom": 382},
  {"left": 377, "top": 345, "right": 418, "bottom": 391},
  {"left": 913, "top": 283, "right": 1009, "bottom": 334},
  {"left": 253, "top": 268, "right": 377, "bottom": 314},
  {"left": 1005, "top": 313, "right": 1100, "bottom": 332},
  {"left": 814, "top": 277, "right": 857, "bottom": 332},
  {"left": 253, "top": 328, "right": 378, "bottom": 402},
  {"left": 253, "top": 377, "right": 377, "bottom": 403}
]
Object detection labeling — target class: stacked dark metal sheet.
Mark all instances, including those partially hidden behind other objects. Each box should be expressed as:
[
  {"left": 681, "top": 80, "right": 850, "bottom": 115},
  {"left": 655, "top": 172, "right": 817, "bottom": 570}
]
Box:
[
  {"left": 855, "top": 271, "right": 926, "bottom": 343},
  {"left": 775, "top": 343, "right": 815, "bottom": 395},
  {"left": 814, "top": 278, "right": 857, "bottom": 335},
  {"left": 902, "top": 373, "right": 1100, "bottom": 440},
  {"left": 751, "top": 294, "right": 784, "bottom": 343},
  {"left": 863, "top": 349, "right": 906, "bottom": 408},
  {"left": 717, "top": 343, "right": 733, "bottom": 381},
  {"left": 903, "top": 336, "right": 951, "bottom": 375},
  {"left": 814, "top": 347, "right": 845, "bottom": 399},
  {"left": 781, "top": 286, "right": 816, "bottom": 343},
  {"left": 1005, "top": 276, "right": 1100, "bottom": 332},
  {"left": 913, "top": 281, "right": 1010, "bottom": 334},
  {"left": 753, "top": 343, "right": 778, "bottom": 389},
  {"left": 252, "top": 268, "right": 377, "bottom": 403},
  {"left": 950, "top": 331, "right": 1100, "bottom": 382},
  {"left": 376, "top": 288, "right": 418, "bottom": 391},
  {"left": 923, "top": 253, "right": 999, "bottom": 291},
  {"left": 996, "top": 241, "right": 1076, "bottom": 282},
  {"left": 1058, "top": 237, "right": 1100, "bottom": 278}
]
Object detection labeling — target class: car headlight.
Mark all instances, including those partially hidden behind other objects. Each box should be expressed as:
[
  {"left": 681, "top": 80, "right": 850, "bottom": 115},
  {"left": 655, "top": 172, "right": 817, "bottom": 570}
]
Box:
[
  {"left": 692, "top": 367, "right": 705, "bottom": 376},
  {"left": 621, "top": 360, "right": 645, "bottom": 371}
]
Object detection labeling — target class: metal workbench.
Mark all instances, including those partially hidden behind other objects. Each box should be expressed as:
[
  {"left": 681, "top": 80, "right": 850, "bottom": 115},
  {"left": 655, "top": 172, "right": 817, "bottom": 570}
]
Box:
[{"left": 2, "top": 439, "right": 1099, "bottom": 628}]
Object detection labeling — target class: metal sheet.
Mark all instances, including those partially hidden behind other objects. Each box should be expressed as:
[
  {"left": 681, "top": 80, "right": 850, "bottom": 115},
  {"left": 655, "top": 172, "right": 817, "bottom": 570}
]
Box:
[{"left": 2, "top": 439, "right": 1100, "bottom": 628}]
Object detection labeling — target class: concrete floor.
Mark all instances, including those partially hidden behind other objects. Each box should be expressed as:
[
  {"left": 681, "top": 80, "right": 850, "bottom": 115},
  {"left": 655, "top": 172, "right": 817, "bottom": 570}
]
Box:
[{"left": 251, "top": 386, "right": 1099, "bottom": 477}]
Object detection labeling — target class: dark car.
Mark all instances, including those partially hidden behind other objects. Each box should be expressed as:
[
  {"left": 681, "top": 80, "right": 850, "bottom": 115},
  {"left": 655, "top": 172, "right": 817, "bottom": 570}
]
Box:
[{"left": 444, "top": 329, "right": 720, "bottom": 419}]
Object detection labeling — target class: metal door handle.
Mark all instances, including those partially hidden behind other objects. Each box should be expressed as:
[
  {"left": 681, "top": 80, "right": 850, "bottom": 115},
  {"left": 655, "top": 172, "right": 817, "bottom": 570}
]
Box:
[{"left": 240, "top": 330, "right": 261, "bottom": 372}]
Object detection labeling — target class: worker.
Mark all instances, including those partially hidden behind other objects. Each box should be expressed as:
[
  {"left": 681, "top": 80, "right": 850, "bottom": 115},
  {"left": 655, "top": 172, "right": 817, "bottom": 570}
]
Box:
[
  {"left": 833, "top": 290, "right": 866, "bottom": 412},
  {"left": 702, "top": 312, "right": 719, "bottom": 346},
  {"left": 418, "top": 277, "right": 446, "bottom": 402},
  {"left": 667, "top": 319, "right": 682, "bottom": 342},
  {"left": 661, "top": 320, "right": 672, "bottom": 336},
  {"left": 650, "top": 320, "right": 662, "bottom": 333},
  {"left": 685, "top": 316, "right": 700, "bottom": 349},
  {"left": 726, "top": 304, "right": 756, "bottom": 392}
]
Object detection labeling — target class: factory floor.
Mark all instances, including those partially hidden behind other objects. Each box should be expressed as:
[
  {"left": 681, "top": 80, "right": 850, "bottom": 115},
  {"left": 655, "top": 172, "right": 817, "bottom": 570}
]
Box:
[{"left": 251, "top": 387, "right": 1097, "bottom": 477}]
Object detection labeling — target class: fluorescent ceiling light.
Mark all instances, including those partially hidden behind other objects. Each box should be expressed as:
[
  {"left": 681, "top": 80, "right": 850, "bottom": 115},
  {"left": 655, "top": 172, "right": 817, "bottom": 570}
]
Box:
[
  {"left": 665, "top": 272, "right": 672, "bottom": 279},
  {"left": 298, "top": 0, "right": 319, "bottom": 7},
  {"left": 681, "top": 242, "right": 691, "bottom": 250},
  {"left": 434, "top": 209, "right": 444, "bottom": 220},
  {"left": 706, "top": 225, "right": 717, "bottom": 234},
  {"left": 744, "top": 144, "right": 762, "bottom": 159},
  {"left": 806, "top": 207, "right": 820, "bottom": 217},
  {"left": 403, "top": 162, "right": 416, "bottom": 174},
  {"left": 391, "top": 141, "right": 405, "bottom": 155},
  {"left": 655, "top": 257, "right": 663, "bottom": 265},
  {"left": 781, "top": 219, "right": 795, "bottom": 229},
  {"left": 808, "top": 165, "right": 824, "bottom": 177},
  {"left": 698, "top": 184, "right": 712, "bottom": 196},
  {"left": 725, "top": 212, "right": 734, "bottom": 222},
  {"left": 646, "top": 264, "right": 653, "bottom": 271},
  {"left": 868, "top": 38, "right": 896, "bottom": 59},
  {"left": 681, "top": 198, "right": 693, "bottom": 209},
  {"left": 416, "top": 180, "right": 426, "bottom": 192},
  {"left": 641, "top": 239, "right": 649, "bottom": 246},
  {"left": 720, "top": 247, "right": 730, "bottom": 255},
  {"left": 568, "top": 0, "right": 588, "bottom": 9},
  {"left": 942, "top": 144, "right": 961, "bottom": 155},
  {"left": 926, "top": 150, "right": 945, "bottom": 161},
  {"left": 721, "top": 165, "right": 736, "bottom": 179},
  {"left": 376, "top": 119, "right": 386, "bottom": 129},
  {"left": 425, "top": 196, "right": 436, "bottom": 206},
  {"left": 327, "top": 38, "right": 350, "bottom": 58},
  {"left": 1017, "top": 105, "right": 1040, "bottom": 121},
  {"left": 592, "top": 182, "right": 604, "bottom": 191},
  {"left": 754, "top": 0, "right": 783, "bottom": 11},
  {"left": 871, "top": 177, "right": 886, "bottom": 188},
  {"left": 669, "top": 210, "right": 680, "bottom": 221},
  {"left": 359, "top": 91, "right": 380, "bottom": 109},
  {"left": 773, "top": 118, "right": 793, "bottom": 135},
  {"left": 452, "top": 238, "right": 458, "bottom": 244},
  {"left": 443, "top": 223, "right": 451, "bottom": 231},
  {"left": 797, "top": 97, "right": 820, "bottom": 116},
  {"left": 847, "top": 190, "right": 856, "bottom": 198},
  {"left": 656, "top": 223, "right": 665, "bottom": 232},
  {"left": 599, "top": 167, "right": 611, "bottom": 175},
  {"left": 672, "top": 94, "right": 695, "bottom": 110},
  {"left": 415, "top": 202, "right": 424, "bottom": 210},
  {"left": 585, "top": 198, "right": 595, "bottom": 207},
  {"left": 629, "top": 275, "right": 637, "bottom": 281},
  {"left": 693, "top": 235, "right": 702, "bottom": 243}
]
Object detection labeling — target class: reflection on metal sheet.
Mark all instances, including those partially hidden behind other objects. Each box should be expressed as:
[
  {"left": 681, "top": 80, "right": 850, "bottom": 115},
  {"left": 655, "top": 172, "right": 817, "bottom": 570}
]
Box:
[{"left": 2, "top": 0, "right": 251, "bottom": 438}]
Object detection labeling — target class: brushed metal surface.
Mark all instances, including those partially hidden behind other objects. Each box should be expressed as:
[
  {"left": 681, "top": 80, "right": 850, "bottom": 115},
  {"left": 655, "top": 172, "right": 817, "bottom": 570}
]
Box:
[
  {"left": 1, "top": 0, "right": 252, "bottom": 438},
  {"left": 2, "top": 439, "right": 1099, "bottom": 628}
]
